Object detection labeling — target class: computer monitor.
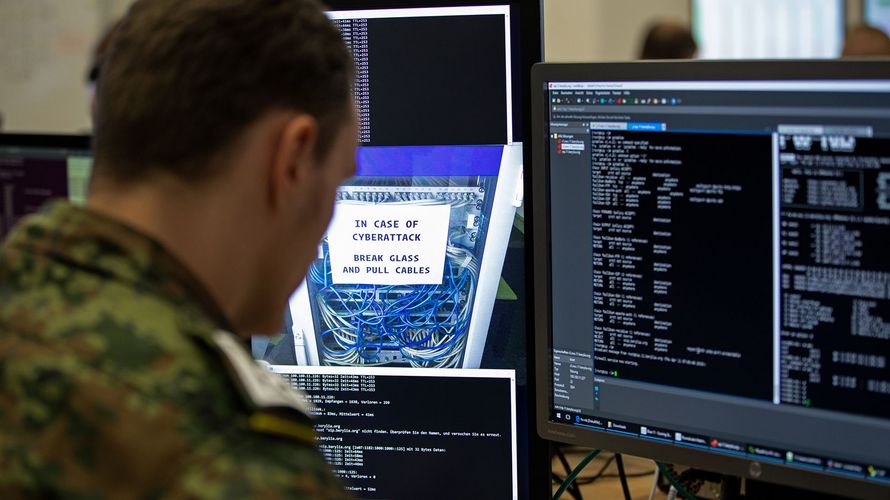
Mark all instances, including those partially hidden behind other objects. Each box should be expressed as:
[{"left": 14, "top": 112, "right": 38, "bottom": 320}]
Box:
[
  {"left": 0, "top": 134, "right": 92, "bottom": 240},
  {"left": 252, "top": 2, "right": 545, "bottom": 498},
  {"left": 532, "top": 61, "right": 890, "bottom": 499}
]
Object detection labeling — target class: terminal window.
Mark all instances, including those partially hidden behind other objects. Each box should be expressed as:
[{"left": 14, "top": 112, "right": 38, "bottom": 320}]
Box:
[
  {"left": 269, "top": 366, "right": 517, "bottom": 499},
  {"left": 328, "top": 6, "right": 512, "bottom": 146}
]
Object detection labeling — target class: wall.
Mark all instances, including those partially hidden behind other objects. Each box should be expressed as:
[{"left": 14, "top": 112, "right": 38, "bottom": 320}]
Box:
[
  {"left": 0, "top": 0, "right": 102, "bottom": 133},
  {"left": 0, "top": 0, "right": 868, "bottom": 133},
  {"left": 542, "top": 0, "right": 864, "bottom": 62},
  {"left": 0, "top": 0, "right": 131, "bottom": 134},
  {"left": 543, "top": 0, "right": 690, "bottom": 62}
]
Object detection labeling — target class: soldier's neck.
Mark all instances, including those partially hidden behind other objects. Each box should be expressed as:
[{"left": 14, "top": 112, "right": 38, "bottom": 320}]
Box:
[{"left": 86, "top": 172, "right": 265, "bottom": 336}]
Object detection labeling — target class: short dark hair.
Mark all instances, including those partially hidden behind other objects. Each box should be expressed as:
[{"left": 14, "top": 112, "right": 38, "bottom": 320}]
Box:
[
  {"left": 640, "top": 21, "right": 698, "bottom": 60},
  {"left": 86, "top": 19, "right": 122, "bottom": 85},
  {"left": 94, "top": 0, "right": 353, "bottom": 183}
]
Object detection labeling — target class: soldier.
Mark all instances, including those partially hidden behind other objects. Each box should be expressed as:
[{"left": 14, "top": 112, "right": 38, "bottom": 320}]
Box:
[{"left": 0, "top": 0, "right": 356, "bottom": 498}]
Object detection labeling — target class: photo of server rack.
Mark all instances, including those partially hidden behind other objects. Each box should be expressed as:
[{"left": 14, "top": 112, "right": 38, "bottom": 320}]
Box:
[{"left": 255, "top": 144, "right": 522, "bottom": 369}]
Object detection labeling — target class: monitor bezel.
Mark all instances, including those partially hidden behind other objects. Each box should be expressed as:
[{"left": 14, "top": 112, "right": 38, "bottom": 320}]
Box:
[
  {"left": 531, "top": 59, "right": 890, "bottom": 499},
  {"left": 0, "top": 133, "right": 91, "bottom": 151}
]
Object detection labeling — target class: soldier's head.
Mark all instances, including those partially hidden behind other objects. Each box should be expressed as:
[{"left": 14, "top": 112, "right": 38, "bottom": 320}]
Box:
[{"left": 90, "top": 0, "right": 356, "bottom": 333}]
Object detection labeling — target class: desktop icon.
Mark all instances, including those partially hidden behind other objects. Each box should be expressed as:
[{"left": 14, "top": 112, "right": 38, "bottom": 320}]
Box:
[{"left": 878, "top": 172, "right": 890, "bottom": 210}]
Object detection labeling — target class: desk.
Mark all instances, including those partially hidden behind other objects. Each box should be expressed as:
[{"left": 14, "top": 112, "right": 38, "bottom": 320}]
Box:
[{"left": 551, "top": 451, "right": 670, "bottom": 500}]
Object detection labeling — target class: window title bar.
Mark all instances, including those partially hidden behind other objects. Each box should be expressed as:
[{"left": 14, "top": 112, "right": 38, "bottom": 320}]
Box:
[{"left": 548, "top": 81, "right": 890, "bottom": 92}]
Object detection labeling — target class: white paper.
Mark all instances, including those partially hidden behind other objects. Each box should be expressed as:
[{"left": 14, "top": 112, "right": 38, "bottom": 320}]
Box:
[{"left": 327, "top": 203, "right": 451, "bottom": 285}]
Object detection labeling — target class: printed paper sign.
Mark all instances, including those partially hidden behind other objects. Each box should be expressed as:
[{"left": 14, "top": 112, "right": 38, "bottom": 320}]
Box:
[{"left": 327, "top": 203, "right": 451, "bottom": 285}]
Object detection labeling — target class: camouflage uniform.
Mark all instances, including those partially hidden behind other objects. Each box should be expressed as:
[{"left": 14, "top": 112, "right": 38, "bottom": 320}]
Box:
[{"left": 0, "top": 201, "right": 349, "bottom": 499}]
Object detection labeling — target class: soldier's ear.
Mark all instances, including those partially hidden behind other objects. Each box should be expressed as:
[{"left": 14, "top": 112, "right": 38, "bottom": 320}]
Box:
[{"left": 268, "top": 114, "right": 319, "bottom": 211}]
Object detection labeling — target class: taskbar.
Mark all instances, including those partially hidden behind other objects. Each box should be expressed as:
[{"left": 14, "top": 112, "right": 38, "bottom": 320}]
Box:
[{"left": 550, "top": 410, "right": 890, "bottom": 485}]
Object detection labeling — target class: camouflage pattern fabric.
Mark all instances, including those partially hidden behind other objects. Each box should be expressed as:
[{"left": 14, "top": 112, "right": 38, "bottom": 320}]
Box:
[{"left": 0, "top": 201, "right": 349, "bottom": 499}]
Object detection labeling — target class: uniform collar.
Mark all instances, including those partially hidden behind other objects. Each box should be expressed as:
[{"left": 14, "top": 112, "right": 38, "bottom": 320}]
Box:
[{"left": 4, "top": 200, "right": 235, "bottom": 332}]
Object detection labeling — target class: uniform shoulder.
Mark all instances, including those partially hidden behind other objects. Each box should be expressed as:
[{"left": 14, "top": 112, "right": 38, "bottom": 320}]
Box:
[{"left": 165, "top": 420, "right": 351, "bottom": 499}]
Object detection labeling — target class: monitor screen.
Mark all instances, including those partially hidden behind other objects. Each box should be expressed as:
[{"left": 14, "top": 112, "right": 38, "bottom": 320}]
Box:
[
  {"left": 328, "top": 4, "right": 514, "bottom": 146},
  {"left": 0, "top": 134, "right": 92, "bottom": 240},
  {"left": 268, "top": 365, "right": 517, "bottom": 497},
  {"left": 692, "top": 0, "right": 844, "bottom": 59},
  {"left": 252, "top": 2, "right": 542, "bottom": 498},
  {"left": 532, "top": 61, "right": 890, "bottom": 498}
]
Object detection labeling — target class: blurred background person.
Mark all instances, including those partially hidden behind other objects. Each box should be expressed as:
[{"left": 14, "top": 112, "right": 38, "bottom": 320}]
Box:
[
  {"left": 842, "top": 24, "right": 890, "bottom": 57},
  {"left": 639, "top": 19, "right": 698, "bottom": 60}
]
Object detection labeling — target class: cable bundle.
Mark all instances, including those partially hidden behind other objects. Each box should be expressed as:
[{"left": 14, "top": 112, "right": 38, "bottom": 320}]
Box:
[{"left": 308, "top": 179, "right": 491, "bottom": 368}]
